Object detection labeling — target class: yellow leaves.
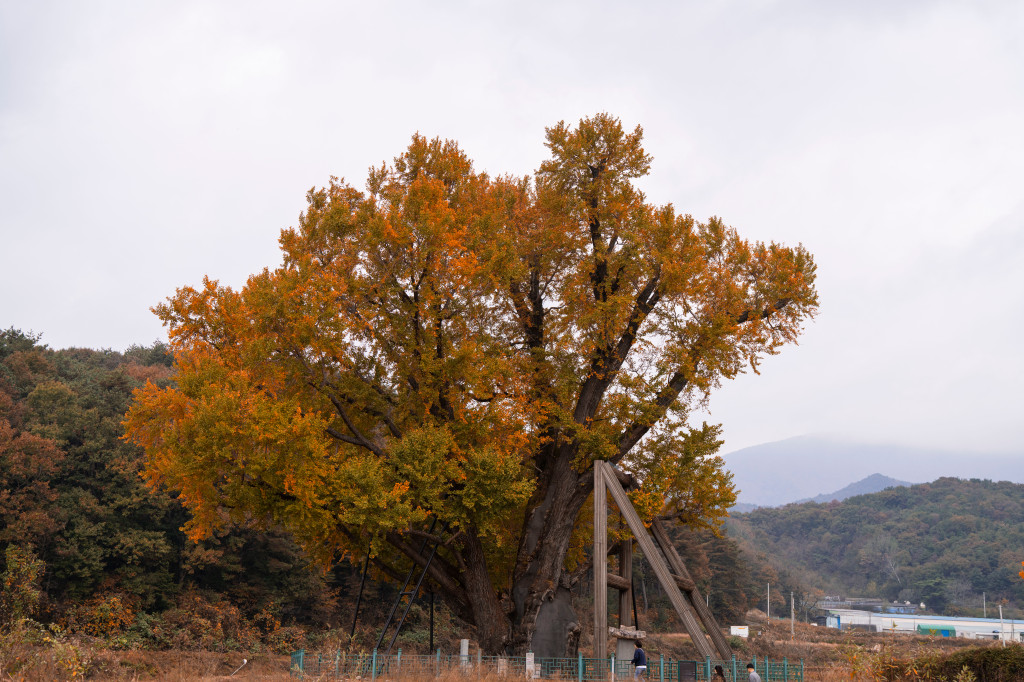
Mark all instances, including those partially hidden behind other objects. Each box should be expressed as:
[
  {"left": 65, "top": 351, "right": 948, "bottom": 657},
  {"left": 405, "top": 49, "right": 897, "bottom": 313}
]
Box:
[
  {"left": 621, "top": 423, "right": 735, "bottom": 534},
  {"left": 541, "top": 114, "right": 652, "bottom": 196},
  {"left": 125, "top": 114, "right": 817, "bottom": 580},
  {"left": 385, "top": 425, "right": 533, "bottom": 543},
  {"left": 627, "top": 488, "right": 664, "bottom": 526}
]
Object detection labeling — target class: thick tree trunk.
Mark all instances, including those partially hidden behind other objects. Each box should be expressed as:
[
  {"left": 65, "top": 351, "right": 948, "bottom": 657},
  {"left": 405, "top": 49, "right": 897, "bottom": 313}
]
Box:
[
  {"left": 461, "top": 531, "right": 512, "bottom": 653},
  {"left": 507, "top": 446, "right": 591, "bottom": 657}
]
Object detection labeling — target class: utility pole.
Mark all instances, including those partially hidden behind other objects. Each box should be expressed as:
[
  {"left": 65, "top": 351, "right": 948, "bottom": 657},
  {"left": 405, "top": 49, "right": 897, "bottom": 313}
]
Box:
[
  {"left": 767, "top": 583, "right": 771, "bottom": 620},
  {"left": 1000, "top": 604, "right": 1005, "bottom": 647},
  {"left": 791, "top": 592, "right": 795, "bottom": 638},
  {"left": 984, "top": 592, "right": 986, "bottom": 618}
]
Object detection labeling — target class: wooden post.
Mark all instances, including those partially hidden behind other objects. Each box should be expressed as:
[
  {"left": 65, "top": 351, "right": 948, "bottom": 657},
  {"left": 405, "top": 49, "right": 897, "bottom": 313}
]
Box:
[
  {"left": 594, "top": 462, "right": 608, "bottom": 658},
  {"left": 618, "top": 528, "right": 633, "bottom": 627},
  {"left": 599, "top": 463, "right": 716, "bottom": 659},
  {"left": 790, "top": 592, "right": 795, "bottom": 639}
]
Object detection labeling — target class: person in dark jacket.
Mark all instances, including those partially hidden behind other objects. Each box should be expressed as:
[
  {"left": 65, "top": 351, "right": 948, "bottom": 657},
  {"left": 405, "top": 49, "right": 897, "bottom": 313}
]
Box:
[{"left": 631, "top": 641, "right": 647, "bottom": 679}]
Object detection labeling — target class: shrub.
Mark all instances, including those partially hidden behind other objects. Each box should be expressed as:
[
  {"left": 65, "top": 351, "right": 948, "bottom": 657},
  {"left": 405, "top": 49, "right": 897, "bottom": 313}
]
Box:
[
  {"left": 63, "top": 594, "right": 136, "bottom": 639},
  {"left": 156, "top": 590, "right": 260, "bottom": 651},
  {"left": 0, "top": 546, "right": 45, "bottom": 627},
  {"left": 874, "top": 645, "right": 1024, "bottom": 682}
]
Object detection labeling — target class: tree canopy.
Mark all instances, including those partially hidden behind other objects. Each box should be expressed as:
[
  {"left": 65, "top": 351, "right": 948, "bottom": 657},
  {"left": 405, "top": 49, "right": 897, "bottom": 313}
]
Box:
[{"left": 124, "top": 114, "right": 818, "bottom": 654}]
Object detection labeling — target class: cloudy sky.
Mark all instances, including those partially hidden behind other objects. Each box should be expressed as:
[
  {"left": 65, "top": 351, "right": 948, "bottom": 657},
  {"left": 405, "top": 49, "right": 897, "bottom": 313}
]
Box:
[{"left": 2, "top": 1, "right": 1021, "bottom": 456}]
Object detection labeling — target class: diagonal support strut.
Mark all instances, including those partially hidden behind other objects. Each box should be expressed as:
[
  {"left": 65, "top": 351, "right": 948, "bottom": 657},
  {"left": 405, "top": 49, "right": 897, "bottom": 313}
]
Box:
[
  {"left": 651, "top": 517, "right": 732, "bottom": 659},
  {"left": 594, "top": 460, "right": 719, "bottom": 660}
]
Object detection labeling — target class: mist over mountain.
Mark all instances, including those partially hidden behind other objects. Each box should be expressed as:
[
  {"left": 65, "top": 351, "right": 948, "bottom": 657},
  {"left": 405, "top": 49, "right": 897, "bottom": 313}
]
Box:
[{"left": 722, "top": 436, "right": 1024, "bottom": 507}]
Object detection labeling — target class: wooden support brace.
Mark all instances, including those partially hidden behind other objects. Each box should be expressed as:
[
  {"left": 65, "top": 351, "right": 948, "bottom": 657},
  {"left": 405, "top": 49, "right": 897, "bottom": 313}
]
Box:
[
  {"left": 597, "top": 462, "right": 717, "bottom": 660},
  {"left": 619, "top": 534, "right": 633, "bottom": 627},
  {"left": 607, "top": 574, "right": 632, "bottom": 591},
  {"left": 651, "top": 517, "right": 733, "bottom": 659},
  {"left": 593, "top": 463, "right": 608, "bottom": 658},
  {"left": 672, "top": 574, "right": 696, "bottom": 593}
]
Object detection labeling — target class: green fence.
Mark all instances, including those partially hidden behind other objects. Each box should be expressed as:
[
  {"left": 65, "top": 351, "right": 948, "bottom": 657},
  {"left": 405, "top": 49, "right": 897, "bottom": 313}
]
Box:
[{"left": 289, "top": 649, "right": 803, "bottom": 681}]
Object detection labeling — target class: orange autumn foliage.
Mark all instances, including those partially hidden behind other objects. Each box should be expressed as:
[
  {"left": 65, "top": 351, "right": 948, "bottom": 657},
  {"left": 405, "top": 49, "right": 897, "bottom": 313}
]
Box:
[{"left": 124, "top": 114, "right": 817, "bottom": 652}]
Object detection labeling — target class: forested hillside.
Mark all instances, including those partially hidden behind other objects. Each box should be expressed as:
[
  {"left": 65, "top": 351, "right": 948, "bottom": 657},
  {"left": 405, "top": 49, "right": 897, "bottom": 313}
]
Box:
[
  {"left": 0, "top": 328, "right": 349, "bottom": 649},
  {"left": 655, "top": 523, "right": 808, "bottom": 625},
  {"left": 727, "top": 478, "right": 1024, "bottom": 616}
]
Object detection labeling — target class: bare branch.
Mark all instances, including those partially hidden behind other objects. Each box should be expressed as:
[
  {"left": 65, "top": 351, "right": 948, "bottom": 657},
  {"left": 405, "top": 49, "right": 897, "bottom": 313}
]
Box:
[
  {"left": 385, "top": 530, "right": 467, "bottom": 600},
  {"left": 736, "top": 297, "right": 792, "bottom": 324},
  {"left": 327, "top": 393, "right": 385, "bottom": 457},
  {"left": 610, "top": 297, "right": 796, "bottom": 461},
  {"left": 325, "top": 427, "right": 367, "bottom": 449},
  {"left": 613, "top": 369, "right": 689, "bottom": 461},
  {"left": 573, "top": 267, "right": 661, "bottom": 424}
]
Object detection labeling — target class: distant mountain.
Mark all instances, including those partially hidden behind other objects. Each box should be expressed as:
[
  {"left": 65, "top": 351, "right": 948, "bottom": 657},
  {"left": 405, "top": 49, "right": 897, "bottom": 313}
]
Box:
[
  {"left": 722, "top": 435, "right": 1024, "bottom": 507},
  {"left": 795, "top": 473, "right": 913, "bottom": 505}
]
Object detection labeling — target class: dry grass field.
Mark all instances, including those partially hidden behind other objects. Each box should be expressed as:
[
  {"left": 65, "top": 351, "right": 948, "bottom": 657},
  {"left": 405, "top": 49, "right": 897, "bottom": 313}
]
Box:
[{"left": 1, "top": 614, "right": 1015, "bottom": 681}]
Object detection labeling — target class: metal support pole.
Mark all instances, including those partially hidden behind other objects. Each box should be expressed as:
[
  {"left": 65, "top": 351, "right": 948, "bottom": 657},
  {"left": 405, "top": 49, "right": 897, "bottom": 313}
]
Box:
[{"left": 350, "top": 549, "right": 372, "bottom": 643}]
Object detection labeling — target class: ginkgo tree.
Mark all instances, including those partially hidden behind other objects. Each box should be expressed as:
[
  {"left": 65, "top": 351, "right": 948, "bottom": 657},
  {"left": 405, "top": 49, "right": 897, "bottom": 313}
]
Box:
[{"left": 124, "top": 114, "right": 818, "bottom": 656}]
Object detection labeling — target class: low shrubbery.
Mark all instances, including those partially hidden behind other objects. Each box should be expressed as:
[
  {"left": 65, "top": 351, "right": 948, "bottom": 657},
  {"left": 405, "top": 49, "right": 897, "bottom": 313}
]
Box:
[
  {"left": 54, "top": 589, "right": 313, "bottom": 654},
  {"left": 873, "top": 645, "right": 1024, "bottom": 681},
  {"left": 0, "top": 586, "right": 320, "bottom": 679}
]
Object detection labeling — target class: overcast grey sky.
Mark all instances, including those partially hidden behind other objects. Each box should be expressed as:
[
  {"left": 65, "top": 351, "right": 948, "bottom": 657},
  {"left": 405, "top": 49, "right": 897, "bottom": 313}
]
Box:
[{"left": 2, "top": 1, "right": 1022, "bottom": 455}]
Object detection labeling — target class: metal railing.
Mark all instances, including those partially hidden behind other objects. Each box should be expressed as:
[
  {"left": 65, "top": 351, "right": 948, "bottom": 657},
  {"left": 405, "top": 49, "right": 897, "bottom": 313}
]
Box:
[{"left": 289, "top": 649, "right": 803, "bottom": 681}]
